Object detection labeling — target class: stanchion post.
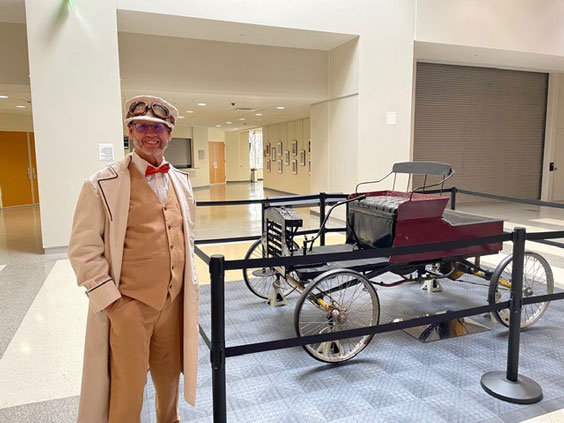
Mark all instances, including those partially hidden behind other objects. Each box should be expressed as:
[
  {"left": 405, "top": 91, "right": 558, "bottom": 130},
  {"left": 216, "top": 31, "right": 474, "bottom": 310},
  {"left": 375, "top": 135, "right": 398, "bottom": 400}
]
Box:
[
  {"left": 450, "top": 187, "right": 457, "bottom": 210},
  {"left": 320, "top": 192, "right": 326, "bottom": 246},
  {"left": 210, "top": 255, "right": 227, "bottom": 422},
  {"left": 261, "top": 202, "right": 266, "bottom": 236},
  {"left": 480, "top": 227, "right": 542, "bottom": 404}
]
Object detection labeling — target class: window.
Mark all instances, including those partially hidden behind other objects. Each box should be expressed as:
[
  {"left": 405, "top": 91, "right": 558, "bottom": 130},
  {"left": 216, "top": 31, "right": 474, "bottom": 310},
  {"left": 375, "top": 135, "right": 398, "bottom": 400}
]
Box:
[
  {"left": 249, "top": 130, "right": 263, "bottom": 170},
  {"left": 166, "top": 138, "right": 193, "bottom": 168}
]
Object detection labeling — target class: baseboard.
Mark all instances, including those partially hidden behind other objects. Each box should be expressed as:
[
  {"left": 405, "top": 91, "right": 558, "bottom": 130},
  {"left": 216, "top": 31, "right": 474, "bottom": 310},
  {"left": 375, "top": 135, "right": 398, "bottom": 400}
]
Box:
[{"left": 44, "top": 246, "right": 69, "bottom": 255}]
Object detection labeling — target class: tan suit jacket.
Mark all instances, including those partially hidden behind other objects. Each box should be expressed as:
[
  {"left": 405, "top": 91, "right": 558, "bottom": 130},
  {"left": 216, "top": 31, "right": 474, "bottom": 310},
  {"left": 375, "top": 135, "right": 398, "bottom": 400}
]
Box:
[{"left": 69, "top": 153, "right": 199, "bottom": 423}]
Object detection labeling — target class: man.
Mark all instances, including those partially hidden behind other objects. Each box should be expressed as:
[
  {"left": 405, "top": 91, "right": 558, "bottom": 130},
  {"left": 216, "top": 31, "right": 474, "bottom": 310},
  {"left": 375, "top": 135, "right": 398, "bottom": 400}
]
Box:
[{"left": 69, "top": 95, "right": 199, "bottom": 423}]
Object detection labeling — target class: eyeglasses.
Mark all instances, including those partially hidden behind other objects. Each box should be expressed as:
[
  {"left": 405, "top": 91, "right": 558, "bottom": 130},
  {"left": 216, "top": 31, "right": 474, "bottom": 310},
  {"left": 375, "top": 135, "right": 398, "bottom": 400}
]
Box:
[
  {"left": 127, "top": 101, "right": 175, "bottom": 125},
  {"left": 131, "top": 122, "right": 167, "bottom": 133}
]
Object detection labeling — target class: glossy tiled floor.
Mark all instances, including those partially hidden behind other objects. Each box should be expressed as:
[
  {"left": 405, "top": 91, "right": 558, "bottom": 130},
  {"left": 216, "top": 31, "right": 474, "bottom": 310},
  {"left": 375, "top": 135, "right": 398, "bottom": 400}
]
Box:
[{"left": 0, "top": 181, "right": 563, "bottom": 422}]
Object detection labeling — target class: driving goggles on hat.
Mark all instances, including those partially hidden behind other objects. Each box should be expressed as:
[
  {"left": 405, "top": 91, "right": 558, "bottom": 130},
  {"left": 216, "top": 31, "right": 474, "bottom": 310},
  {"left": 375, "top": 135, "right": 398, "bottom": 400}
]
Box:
[{"left": 127, "top": 101, "right": 176, "bottom": 125}]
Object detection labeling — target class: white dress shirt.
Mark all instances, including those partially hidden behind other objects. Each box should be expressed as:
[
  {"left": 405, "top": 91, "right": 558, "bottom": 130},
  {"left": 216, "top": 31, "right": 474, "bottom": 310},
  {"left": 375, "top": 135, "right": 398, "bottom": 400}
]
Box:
[{"left": 131, "top": 151, "right": 170, "bottom": 203}]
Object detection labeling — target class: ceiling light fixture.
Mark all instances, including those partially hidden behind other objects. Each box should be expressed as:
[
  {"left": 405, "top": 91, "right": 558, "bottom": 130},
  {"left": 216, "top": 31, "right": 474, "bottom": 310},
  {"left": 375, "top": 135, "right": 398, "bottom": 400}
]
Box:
[
  {"left": 255, "top": 113, "right": 263, "bottom": 116},
  {"left": 239, "top": 118, "right": 245, "bottom": 121},
  {"left": 234, "top": 128, "right": 239, "bottom": 130},
  {"left": 0, "top": 95, "right": 8, "bottom": 99},
  {"left": 16, "top": 105, "right": 25, "bottom": 109},
  {"left": 178, "top": 116, "right": 184, "bottom": 119},
  {"left": 226, "top": 121, "right": 232, "bottom": 124},
  {"left": 197, "top": 103, "right": 206, "bottom": 106},
  {"left": 186, "top": 110, "right": 194, "bottom": 113},
  {"left": 216, "top": 124, "right": 221, "bottom": 127},
  {"left": 276, "top": 106, "right": 285, "bottom": 110}
]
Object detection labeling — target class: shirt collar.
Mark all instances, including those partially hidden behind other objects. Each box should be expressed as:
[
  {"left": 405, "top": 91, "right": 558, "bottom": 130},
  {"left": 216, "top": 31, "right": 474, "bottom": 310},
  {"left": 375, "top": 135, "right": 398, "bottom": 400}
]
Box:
[{"left": 131, "top": 151, "right": 169, "bottom": 177}]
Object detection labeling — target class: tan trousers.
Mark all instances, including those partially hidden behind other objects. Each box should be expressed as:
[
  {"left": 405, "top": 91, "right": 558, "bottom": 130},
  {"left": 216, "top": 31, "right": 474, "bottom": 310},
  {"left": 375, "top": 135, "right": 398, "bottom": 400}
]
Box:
[{"left": 107, "top": 293, "right": 183, "bottom": 423}]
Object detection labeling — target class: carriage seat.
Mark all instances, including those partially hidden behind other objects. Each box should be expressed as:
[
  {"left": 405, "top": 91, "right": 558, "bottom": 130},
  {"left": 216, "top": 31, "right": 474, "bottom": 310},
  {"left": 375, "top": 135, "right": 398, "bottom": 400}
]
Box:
[{"left": 353, "top": 196, "right": 407, "bottom": 215}]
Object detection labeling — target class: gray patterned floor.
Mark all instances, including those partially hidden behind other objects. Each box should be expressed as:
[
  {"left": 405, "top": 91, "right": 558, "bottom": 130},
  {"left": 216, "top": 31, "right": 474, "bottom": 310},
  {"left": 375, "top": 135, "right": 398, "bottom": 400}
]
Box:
[{"left": 137, "top": 272, "right": 564, "bottom": 423}]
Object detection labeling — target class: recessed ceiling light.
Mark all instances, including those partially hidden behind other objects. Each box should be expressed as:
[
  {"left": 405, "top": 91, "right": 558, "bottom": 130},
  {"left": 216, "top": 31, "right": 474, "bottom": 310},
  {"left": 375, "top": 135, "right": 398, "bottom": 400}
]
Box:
[
  {"left": 239, "top": 118, "right": 245, "bottom": 121},
  {"left": 0, "top": 95, "right": 8, "bottom": 99},
  {"left": 276, "top": 106, "right": 285, "bottom": 110},
  {"left": 186, "top": 110, "right": 194, "bottom": 113},
  {"left": 178, "top": 116, "right": 184, "bottom": 119},
  {"left": 255, "top": 113, "right": 263, "bottom": 116},
  {"left": 226, "top": 121, "right": 232, "bottom": 124},
  {"left": 197, "top": 103, "right": 206, "bottom": 106},
  {"left": 234, "top": 128, "right": 239, "bottom": 130},
  {"left": 216, "top": 124, "right": 221, "bottom": 127},
  {"left": 16, "top": 105, "right": 25, "bottom": 109}
]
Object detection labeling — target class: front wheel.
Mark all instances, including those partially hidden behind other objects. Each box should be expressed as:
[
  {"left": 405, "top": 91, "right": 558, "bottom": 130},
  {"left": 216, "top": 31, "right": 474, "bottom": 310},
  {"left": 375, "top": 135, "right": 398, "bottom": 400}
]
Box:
[
  {"left": 488, "top": 251, "right": 554, "bottom": 328},
  {"left": 242, "top": 239, "right": 297, "bottom": 299},
  {"left": 294, "top": 269, "right": 380, "bottom": 363}
]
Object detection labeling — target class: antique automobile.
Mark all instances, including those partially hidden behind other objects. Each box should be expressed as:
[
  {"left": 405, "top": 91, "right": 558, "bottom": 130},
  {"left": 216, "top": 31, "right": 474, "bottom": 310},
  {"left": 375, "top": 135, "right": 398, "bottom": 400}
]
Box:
[{"left": 242, "top": 162, "right": 554, "bottom": 363}]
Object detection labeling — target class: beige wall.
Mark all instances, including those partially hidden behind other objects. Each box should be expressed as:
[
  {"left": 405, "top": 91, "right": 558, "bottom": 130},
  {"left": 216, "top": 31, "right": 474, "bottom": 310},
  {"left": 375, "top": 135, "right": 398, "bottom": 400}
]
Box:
[
  {"left": 224, "top": 131, "right": 250, "bottom": 182},
  {"left": 0, "top": 113, "right": 33, "bottom": 132},
  {"left": 263, "top": 117, "right": 310, "bottom": 194},
  {"left": 118, "top": 32, "right": 328, "bottom": 101}
]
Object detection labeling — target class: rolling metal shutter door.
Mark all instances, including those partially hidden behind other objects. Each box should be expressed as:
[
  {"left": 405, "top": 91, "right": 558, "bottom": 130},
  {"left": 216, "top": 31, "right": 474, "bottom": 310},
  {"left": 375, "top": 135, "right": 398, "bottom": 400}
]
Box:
[{"left": 413, "top": 63, "right": 548, "bottom": 203}]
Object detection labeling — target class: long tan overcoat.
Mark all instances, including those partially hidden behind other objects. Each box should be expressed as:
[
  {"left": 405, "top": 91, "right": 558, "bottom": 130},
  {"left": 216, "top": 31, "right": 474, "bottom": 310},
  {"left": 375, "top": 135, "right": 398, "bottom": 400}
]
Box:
[{"left": 68, "top": 153, "right": 199, "bottom": 423}]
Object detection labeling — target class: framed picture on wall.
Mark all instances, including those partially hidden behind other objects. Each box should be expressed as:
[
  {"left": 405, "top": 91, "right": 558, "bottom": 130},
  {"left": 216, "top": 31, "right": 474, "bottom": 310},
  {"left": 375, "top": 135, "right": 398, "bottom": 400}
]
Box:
[
  {"left": 266, "top": 159, "right": 271, "bottom": 172},
  {"left": 292, "top": 160, "right": 298, "bottom": 175},
  {"left": 271, "top": 147, "right": 276, "bottom": 161},
  {"left": 291, "top": 140, "right": 298, "bottom": 156},
  {"left": 278, "top": 159, "right": 283, "bottom": 173},
  {"left": 308, "top": 140, "right": 311, "bottom": 153},
  {"left": 308, "top": 159, "right": 311, "bottom": 175},
  {"left": 277, "top": 141, "right": 282, "bottom": 156},
  {"left": 284, "top": 150, "right": 290, "bottom": 165},
  {"left": 299, "top": 150, "right": 306, "bottom": 166},
  {"left": 265, "top": 143, "right": 270, "bottom": 156}
]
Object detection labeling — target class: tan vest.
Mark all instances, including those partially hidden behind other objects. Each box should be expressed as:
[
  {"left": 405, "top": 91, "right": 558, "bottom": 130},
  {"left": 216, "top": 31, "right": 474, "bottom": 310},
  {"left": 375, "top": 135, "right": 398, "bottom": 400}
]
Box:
[{"left": 119, "top": 162, "right": 185, "bottom": 310}]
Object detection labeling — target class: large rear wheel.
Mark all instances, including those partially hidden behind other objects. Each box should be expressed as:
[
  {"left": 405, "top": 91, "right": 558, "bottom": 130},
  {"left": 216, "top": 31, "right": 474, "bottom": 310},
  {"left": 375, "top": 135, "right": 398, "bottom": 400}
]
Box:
[{"left": 242, "top": 239, "right": 297, "bottom": 299}]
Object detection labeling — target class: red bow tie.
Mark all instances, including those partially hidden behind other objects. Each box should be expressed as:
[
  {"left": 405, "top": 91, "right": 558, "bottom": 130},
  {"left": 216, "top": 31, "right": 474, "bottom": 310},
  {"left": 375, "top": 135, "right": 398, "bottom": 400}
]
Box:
[{"left": 145, "top": 163, "right": 170, "bottom": 177}]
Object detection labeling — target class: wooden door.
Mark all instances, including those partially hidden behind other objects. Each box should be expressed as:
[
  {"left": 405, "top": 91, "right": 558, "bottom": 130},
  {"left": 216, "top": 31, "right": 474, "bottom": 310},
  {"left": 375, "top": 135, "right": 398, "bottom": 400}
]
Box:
[
  {"left": 553, "top": 128, "right": 564, "bottom": 201},
  {"left": 29, "top": 133, "right": 39, "bottom": 203},
  {"left": 0, "top": 131, "right": 34, "bottom": 207},
  {"left": 208, "top": 142, "right": 226, "bottom": 184}
]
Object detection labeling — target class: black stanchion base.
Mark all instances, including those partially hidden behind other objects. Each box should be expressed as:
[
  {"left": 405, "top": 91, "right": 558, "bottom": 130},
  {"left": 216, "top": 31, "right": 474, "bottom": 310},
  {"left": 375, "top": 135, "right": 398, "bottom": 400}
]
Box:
[{"left": 481, "top": 371, "right": 543, "bottom": 404}]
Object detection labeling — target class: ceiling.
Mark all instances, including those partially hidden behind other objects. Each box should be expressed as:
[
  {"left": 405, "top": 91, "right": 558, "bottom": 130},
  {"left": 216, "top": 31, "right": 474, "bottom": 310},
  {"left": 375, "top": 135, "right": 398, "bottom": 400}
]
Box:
[{"left": 117, "top": 10, "right": 357, "bottom": 51}]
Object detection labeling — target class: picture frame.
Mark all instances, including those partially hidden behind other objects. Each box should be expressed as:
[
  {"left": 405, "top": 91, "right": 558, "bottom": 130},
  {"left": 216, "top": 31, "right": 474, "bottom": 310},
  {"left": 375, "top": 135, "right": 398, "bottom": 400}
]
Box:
[
  {"left": 266, "top": 159, "right": 271, "bottom": 172},
  {"left": 308, "top": 140, "right": 311, "bottom": 153},
  {"left": 271, "top": 147, "right": 276, "bottom": 161},
  {"left": 265, "top": 142, "right": 270, "bottom": 156},
  {"left": 299, "top": 150, "right": 306, "bottom": 166},
  {"left": 292, "top": 159, "right": 298, "bottom": 175},
  {"left": 284, "top": 150, "right": 290, "bottom": 165},
  {"left": 277, "top": 141, "right": 282, "bottom": 156},
  {"left": 291, "top": 139, "right": 298, "bottom": 156},
  {"left": 308, "top": 159, "right": 311, "bottom": 175},
  {"left": 278, "top": 159, "right": 283, "bottom": 173}
]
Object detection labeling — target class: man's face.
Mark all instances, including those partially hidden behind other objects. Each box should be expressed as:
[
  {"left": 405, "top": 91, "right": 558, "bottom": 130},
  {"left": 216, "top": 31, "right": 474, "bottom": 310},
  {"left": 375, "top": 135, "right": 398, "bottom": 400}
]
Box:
[{"left": 129, "top": 120, "right": 172, "bottom": 160}]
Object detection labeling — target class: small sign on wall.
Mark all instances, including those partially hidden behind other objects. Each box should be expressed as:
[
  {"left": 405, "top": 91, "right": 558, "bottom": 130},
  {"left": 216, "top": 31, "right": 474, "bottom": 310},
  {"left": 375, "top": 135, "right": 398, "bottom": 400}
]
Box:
[
  {"left": 98, "top": 143, "right": 114, "bottom": 161},
  {"left": 198, "top": 150, "right": 205, "bottom": 160}
]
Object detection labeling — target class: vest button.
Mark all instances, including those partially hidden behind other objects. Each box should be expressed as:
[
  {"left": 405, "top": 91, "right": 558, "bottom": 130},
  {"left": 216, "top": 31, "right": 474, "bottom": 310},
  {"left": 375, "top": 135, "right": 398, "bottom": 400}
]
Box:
[
  {"left": 170, "top": 245, "right": 174, "bottom": 250},
  {"left": 164, "top": 207, "right": 168, "bottom": 211},
  {"left": 169, "top": 284, "right": 173, "bottom": 289},
  {"left": 168, "top": 225, "right": 172, "bottom": 230},
  {"left": 171, "top": 265, "right": 175, "bottom": 270}
]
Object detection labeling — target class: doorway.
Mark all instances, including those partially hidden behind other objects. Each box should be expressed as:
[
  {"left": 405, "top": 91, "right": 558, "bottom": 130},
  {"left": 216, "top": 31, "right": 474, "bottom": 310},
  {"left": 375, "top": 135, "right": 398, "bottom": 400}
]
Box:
[
  {"left": 0, "top": 131, "right": 39, "bottom": 207},
  {"left": 209, "top": 141, "right": 226, "bottom": 184}
]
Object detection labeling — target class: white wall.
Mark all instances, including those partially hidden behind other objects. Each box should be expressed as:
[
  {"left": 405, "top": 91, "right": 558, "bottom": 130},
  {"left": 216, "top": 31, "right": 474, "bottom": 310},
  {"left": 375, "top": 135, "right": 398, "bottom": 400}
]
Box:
[
  {"left": 224, "top": 131, "right": 239, "bottom": 181},
  {"left": 25, "top": 0, "right": 123, "bottom": 250},
  {"left": 543, "top": 73, "right": 564, "bottom": 201},
  {"left": 190, "top": 126, "right": 210, "bottom": 188},
  {"left": 416, "top": 0, "right": 564, "bottom": 57},
  {"left": 208, "top": 128, "right": 225, "bottom": 142}
]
